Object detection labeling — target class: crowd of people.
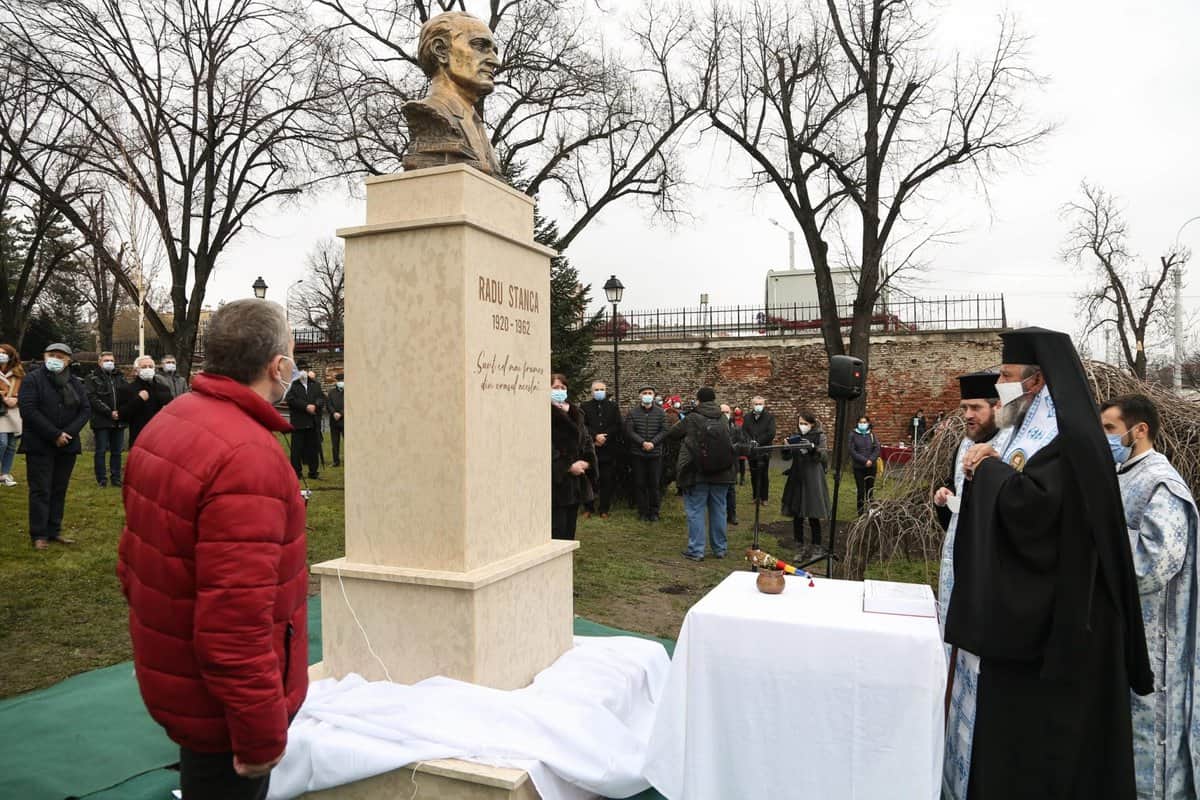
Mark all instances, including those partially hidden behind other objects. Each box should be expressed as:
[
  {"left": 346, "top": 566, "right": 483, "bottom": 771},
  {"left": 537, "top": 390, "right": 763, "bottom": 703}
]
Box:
[
  {"left": 548, "top": 379, "right": 888, "bottom": 560},
  {"left": 0, "top": 337, "right": 346, "bottom": 552}
]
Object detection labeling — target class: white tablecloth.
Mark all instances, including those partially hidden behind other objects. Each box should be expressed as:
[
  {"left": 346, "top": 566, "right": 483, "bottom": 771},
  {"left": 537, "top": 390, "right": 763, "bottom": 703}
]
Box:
[{"left": 643, "top": 572, "right": 946, "bottom": 800}]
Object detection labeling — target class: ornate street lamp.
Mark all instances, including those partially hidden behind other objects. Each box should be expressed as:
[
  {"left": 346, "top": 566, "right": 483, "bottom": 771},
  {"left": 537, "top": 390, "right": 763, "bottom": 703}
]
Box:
[
  {"left": 252, "top": 276, "right": 268, "bottom": 299},
  {"left": 603, "top": 275, "right": 624, "bottom": 405}
]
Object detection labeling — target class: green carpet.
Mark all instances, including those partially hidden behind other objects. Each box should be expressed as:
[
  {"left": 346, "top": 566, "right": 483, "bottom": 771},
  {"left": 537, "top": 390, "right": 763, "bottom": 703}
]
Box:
[{"left": 0, "top": 597, "right": 670, "bottom": 799}]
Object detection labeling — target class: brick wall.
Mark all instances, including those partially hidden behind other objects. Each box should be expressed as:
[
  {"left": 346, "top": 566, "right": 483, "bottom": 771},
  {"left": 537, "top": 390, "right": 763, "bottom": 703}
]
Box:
[{"left": 587, "top": 330, "right": 1003, "bottom": 445}]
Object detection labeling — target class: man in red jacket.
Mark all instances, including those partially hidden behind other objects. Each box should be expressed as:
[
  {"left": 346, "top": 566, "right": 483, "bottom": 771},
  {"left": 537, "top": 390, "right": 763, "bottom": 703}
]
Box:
[{"left": 119, "top": 299, "right": 309, "bottom": 800}]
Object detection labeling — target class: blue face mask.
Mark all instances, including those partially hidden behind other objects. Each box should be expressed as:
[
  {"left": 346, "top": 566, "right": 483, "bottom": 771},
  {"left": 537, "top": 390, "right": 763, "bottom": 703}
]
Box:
[
  {"left": 593, "top": 390, "right": 606, "bottom": 401},
  {"left": 550, "top": 388, "right": 568, "bottom": 404},
  {"left": 856, "top": 423, "right": 869, "bottom": 434},
  {"left": 1107, "top": 432, "right": 1131, "bottom": 465},
  {"left": 45, "top": 357, "right": 65, "bottom": 373}
]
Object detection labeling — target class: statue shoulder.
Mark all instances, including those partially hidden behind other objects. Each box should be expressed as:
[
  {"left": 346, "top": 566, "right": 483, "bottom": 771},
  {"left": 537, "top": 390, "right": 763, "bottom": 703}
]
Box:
[{"left": 401, "top": 98, "right": 462, "bottom": 139}]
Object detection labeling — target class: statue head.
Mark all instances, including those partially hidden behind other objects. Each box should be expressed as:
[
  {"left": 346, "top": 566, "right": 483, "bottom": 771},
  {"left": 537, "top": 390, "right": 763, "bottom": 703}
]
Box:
[{"left": 417, "top": 12, "right": 500, "bottom": 103}]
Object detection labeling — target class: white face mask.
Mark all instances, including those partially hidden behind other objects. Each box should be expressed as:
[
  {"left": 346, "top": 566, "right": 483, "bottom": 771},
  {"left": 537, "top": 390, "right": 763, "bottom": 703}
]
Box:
[
  {"left": 138, "top": 367, "right": 156, "bottom": 381},
  {"left": 336, "top": 381, "right": 345, "bottom": 390},
  {"left": 163, "top": 363, "right": 177, "bottom": 373},
  {"left": 798, "top": 424, "right": 811, "bottom": 434},
  {"left": 995, "top": 379, "right": 1027, "bottom": 408},
  {"left": 0, "top": 353, "right": 9, "bottom": 365},
  {"left": 101, "top": 361, "right": 115, "bottom": 372},
  {"left": 274, "top": 356, "right": 300, "bottom": 403},
  {"left": 753, "top": 404, "right": 764, "bottom": 414}
]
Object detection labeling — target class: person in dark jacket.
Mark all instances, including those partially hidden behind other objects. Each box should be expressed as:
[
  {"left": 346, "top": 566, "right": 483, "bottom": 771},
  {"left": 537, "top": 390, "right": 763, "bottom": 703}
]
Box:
[
  {"left": 721, "top": 403, "right": 747, "bottom": 525},
  {"left": 285, "top": 364, "right": 325, "bottom": 480},
  {"left": 119, "top": 355, "right": 169, "bottom": 446},
  {"left": 781, "top": 411, "right": 832, "bottom": 559},
  {"left": 327, "top": 373, "right": 345, "bottom": 467},
  {"left": 742, "top": 395, "right": 776, "bottom": 505},
  {"left": 551, "top": 374, "right": 597, "bottom": 540},
  {"left": 87, "top": 351, "right": 127, "bottom": 487},
  {"left": 624, "top": 384, "right": 669, "bottom": 522},
  {"left": 157, "top": 354, "right": 190, "bottom": 401},
  {"left": 118, "top": 299, "right": 307, "bottom": 800},
  {"left": 580, "top": 380, "right": 622, "bottom": 519},
  {"left": 668, "top": 387, "right": 737, "bottom": 561},
  {"left": 849, "top": 414, "right": 881, "bottom": 514},
  {"left": 18, "top": 343, "right": 90, "bottom": 550}
]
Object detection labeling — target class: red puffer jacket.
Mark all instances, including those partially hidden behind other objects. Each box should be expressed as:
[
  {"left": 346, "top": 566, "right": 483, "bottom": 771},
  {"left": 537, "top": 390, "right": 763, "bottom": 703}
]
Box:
[{"left": 118, "top": 372, "right": 308, "bottom": 764}]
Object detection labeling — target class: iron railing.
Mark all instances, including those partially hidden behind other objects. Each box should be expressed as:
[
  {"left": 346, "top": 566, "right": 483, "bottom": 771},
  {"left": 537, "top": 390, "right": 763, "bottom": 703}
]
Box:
[
  {"left": 594, "top": 295, "right": 1006, "bottom": 342},
  {"left": 112, "top": 325, "right": 343, "bottom": 364}
]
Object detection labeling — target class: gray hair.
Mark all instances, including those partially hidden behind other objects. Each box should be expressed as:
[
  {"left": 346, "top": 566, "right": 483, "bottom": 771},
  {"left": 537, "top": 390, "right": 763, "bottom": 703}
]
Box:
[
  {"left": 134, "top": 355, "right": 155, "bottom": 369},
  {"left": 203, "top": 300, "right": 290, "bottom": 384}
]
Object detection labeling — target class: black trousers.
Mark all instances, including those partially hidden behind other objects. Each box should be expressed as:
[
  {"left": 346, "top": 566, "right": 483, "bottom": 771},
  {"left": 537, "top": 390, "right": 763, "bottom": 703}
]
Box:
[
  {"left": 330, "top": 426, "right": 342, "bottom": 466},
  {"left": 853, "top": 465, "right": 876, "bottom": 514},
  {"left": 290, "top": 428, "right": 320, "bottom": 478},
  {"left": 791, "top": 515, "right": 822, "bottom": 544},
  {"left": 726, "top": 483, "right": 737, "bottom": 522},
  {"left": 26, "top": 452, "right": 77, "bottom": 542},
  {"left": 591, "top": 458, "right": 617, "bottom": 514},
  {"left": 552, "top": 503, "right": 580, "bottom": 540},
  {"left": 93, "top": 427, "right": 124, "bottom": 484},
  {"left": 749, "top": 458, "right": 771, "bottom": 503},
  {"left": 631, "top": 457, "right": 662, "bottom": 518},
  {"left": 180, "top": 747, "right": 269, "bottom": 800}
]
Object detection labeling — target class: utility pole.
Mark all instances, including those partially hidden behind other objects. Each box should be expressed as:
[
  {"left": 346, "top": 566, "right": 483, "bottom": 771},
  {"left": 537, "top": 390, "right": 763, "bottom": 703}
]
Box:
[{"left": 1175, "top": 264, "right": 1184, "bottom": 393}]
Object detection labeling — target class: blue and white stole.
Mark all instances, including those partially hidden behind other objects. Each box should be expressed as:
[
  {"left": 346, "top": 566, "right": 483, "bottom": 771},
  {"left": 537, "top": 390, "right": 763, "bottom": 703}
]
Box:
[{"left": 1000, "top": 385, "right": 1057, "bottom": 470}]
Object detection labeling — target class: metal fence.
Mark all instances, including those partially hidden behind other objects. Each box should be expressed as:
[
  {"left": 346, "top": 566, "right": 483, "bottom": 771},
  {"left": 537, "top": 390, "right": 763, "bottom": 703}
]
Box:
[
  {"left": 594, "top": 295, "right": 1006, "bottom": 342},
  {"left": 112, "top": 325, "right": 343, "bottom": 364}
]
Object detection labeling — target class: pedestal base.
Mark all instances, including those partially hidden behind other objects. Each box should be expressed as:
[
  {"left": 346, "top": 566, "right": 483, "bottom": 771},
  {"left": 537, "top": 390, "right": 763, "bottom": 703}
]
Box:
[
  {"left": 299, "top": 759, "right": 540, "bottom": 800},
  {"left": 311, "top": 539, "right": 578, "bottom": 689}
]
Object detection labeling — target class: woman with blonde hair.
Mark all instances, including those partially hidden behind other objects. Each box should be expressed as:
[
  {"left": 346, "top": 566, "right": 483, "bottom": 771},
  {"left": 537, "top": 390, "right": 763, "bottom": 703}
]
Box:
[{"left": 0, "top": 343, "right": 23, "bottom": 486}]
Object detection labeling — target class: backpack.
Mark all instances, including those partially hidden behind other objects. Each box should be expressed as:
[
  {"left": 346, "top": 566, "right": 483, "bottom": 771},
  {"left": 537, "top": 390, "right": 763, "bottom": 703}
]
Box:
[{"left": 694, "top": 415, "right": 736, "bottom": 473}]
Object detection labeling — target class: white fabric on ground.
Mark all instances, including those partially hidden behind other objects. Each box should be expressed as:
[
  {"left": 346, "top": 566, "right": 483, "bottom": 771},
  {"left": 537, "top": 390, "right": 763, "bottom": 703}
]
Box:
[
  {"left": 644, "top": 572, "right": 945, "bottom": 800},
  {"left": 267, "top": 635, "right": 670, "bottom": 800}
]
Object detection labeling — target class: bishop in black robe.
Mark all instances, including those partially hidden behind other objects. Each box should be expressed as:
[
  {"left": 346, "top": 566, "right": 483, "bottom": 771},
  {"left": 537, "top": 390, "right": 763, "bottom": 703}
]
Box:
[{"left": 944, "top": 327, "right": 1153, "bottom": 799}]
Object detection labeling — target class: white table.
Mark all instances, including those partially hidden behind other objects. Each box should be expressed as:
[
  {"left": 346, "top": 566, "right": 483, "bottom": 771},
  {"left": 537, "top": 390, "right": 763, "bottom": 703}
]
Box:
[{"left": 643, "top": 572, "right": 946, "bottom": 800}]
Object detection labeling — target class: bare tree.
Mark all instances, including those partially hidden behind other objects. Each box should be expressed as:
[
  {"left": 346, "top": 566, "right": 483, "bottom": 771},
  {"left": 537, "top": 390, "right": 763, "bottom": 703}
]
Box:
[
  {"left": 0, "top": 0, "right": 346, "bottom": 370},
  {"left": 698, "top": 0, "right": 1050, "bottom": 406},
  {"left": 297, "top": 238, "right": 345, "bottom": 340},
  {"left": 1062, "top": 181, "right": 1184, "bottom": 380},
  {"left": 67, "top": 196, "right": 129, "bottom": 351},
  {"left": 317, "top": 0, "right": 713, "bottom": 249}
]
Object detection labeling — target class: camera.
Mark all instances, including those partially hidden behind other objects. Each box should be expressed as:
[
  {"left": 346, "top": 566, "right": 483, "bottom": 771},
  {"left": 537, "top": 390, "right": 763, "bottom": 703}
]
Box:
[
  {"left": 734, "top": 439, "right": 759, "bottom": 458},
  {"left": 785, "top": 434, "right": 814, "bottom": 454}
]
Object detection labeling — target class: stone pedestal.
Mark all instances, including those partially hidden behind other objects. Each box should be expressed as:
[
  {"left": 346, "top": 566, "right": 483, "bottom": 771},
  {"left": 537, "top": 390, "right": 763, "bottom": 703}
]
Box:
[{"left": 308, "top": 166, "right": 577, "bottom": 794}]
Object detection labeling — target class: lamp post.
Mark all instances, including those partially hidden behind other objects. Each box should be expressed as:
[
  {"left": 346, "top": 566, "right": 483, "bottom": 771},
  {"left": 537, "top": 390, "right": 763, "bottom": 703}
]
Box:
[
  {"left": 252, "top": 276, "right": 268, "bottom": 299},
  {"left": 768, "top": 218, "right": 796, "bottom": 270},
  {"left": 603, "top": 275, "right": 624, "bottom": 405},
  {"left": 700, "top": 292, "right": 709, "bottom": 339},
  {"left": 1172, "top": 216, "right": 1199, "bottom": 393},
  {"left": 286, "top": 279, "right": 304, "bottom": 327}
]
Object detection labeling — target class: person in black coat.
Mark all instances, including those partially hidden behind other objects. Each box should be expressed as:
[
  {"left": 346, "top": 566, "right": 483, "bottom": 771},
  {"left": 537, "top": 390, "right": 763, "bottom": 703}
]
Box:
[
  {"left": 285, "top": 364, "right": 325, "bottom": 479},
  {"left": 741, "top": 396, "right": 776, "bottom": 504},
  {"left": 624, "top": 384, "right": 669, "bottom": 522},
  {"left": 848, "top": 414, "right": 881, "bottom": 514},
  {"left": 327, "top": 373, "right": 345, "bottom": 467},
  {"left": 580, "top": 380, "right": 622, "bottom": 518},
  {"left": 720, "top": 404, "right": 748, "bottom": 525},
  {"left": 551, "top": 374, "right": 597, "bottom": 540},
  {"left": 780, "top": 411, "right": 832, "bottom": 559},
  {"left": 119, "top": 356, "right": 170, "bottom": 447},
  {"left": 17, "top": 343, "right": 90, "bottom": 549},
  {"left": 86, "top": 351, "right": 127, "bottom": 487}
]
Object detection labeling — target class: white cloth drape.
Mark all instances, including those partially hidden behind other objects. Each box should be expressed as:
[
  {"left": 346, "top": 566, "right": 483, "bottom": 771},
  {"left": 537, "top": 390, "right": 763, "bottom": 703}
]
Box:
[{"left": 268, "top": 635, "right": 670, "bottom": 800}]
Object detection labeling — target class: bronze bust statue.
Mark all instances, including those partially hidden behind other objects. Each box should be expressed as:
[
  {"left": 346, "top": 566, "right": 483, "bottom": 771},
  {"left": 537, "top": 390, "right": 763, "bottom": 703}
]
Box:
[{"left": 402, "top": 12, "right": 503, "bottom": 177}]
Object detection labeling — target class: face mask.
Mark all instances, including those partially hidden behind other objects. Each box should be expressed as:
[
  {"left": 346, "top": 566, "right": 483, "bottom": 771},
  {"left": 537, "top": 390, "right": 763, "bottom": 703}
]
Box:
[
  {"left": 1107, "top": 432, "right": 1132, "bottom": 465},
  {"left": 593, "top": 390, "right": 606, "bottom": 401},
  {"left": 798, "top": 424, "right": 811, "bottom": 434},
  {"left": 655, "top": 396, "right": 662, "bottom": 405},
  {"left": 672, "top": 401, "right": 681, "bottom": 409},
  {"left": 753, "top": 404, "right": 764, "bottom": 414},
  {"left": 336, "top": 381, "right": 345, "bottom": 390},
  {"left": 641, "top": 394, "right": 654, "bottom": 406},
  {"left": 0, "top": 353, "right": 8, "bottom": 365},
  {"left": 101, "top": 361, "right": 115, "bottom": 372},
  {"left": 856, "top": 423, "right": 869, "bottom": 434},
  {"left": 995, "top": 377, "right": 1029, "bottom": 408},
  {"left": 163, "top": 363, "right": 177, "bottom": 373},
  {"left": 550, "top": 388, "right": 568, "bottom": 404},
  {"left": 45, "top": 357, "right": 65, "bottom": 373},
  {"left": 274, "top": 356, "right": 299, "bottom": 402},
  {"left": 138, "top": 367, "right": 156, "bottom": 381}
]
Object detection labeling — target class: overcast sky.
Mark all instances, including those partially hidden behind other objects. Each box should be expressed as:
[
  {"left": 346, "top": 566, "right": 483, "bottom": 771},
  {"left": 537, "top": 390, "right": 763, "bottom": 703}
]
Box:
[{"left": 210, "top": 0, "right": 1200, "bottom": 360}]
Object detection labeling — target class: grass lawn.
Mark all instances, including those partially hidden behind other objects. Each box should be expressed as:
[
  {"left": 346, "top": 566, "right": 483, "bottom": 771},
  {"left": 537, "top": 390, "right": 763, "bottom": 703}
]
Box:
[{"left": 0, "top": 442, "right": 932, "bottom": 699}]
